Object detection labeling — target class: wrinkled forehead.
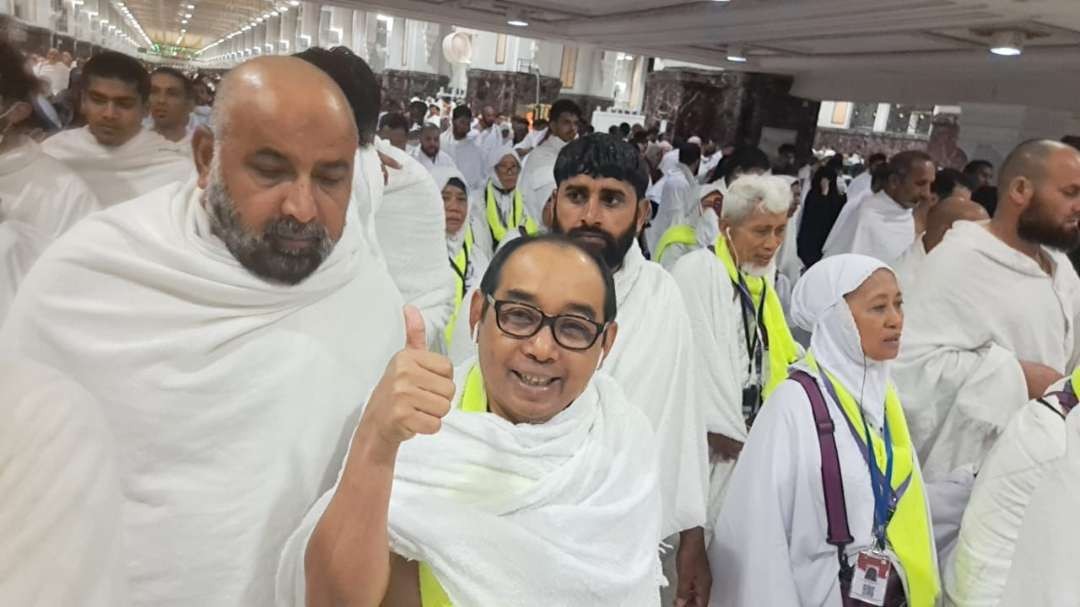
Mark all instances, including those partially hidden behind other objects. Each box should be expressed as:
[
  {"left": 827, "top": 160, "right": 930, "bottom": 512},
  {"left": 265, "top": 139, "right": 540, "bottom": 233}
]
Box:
[
  {"left": 558, "top": 173, "right": 637, "bottom": 199},
  {"left": 222, "top": 96, "right": 356, "bottom": 162}
]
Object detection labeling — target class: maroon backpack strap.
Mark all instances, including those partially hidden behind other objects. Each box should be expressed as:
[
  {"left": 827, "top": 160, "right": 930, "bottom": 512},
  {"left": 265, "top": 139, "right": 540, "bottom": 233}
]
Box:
[{"left": 790, "top": 370, "right": 855, "bottom": 576}]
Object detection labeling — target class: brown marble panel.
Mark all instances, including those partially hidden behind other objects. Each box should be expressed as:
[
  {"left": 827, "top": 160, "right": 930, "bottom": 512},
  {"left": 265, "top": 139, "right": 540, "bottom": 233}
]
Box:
[
  {"left": 465, "top": 68, "right": 562, "bottom": 117},
  {"left": 380, "top": 69, "right": 449, "bottom": 105},
  {"left": 814, "top": 127, "right": 929, "bottom": 158}
]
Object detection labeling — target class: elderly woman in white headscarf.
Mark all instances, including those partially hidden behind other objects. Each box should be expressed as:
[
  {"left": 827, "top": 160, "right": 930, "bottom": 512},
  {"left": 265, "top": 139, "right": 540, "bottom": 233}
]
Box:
[
  {"left": 471, "top": 143, "right": 538, "bottom": 258},
  {"left": 707, "top": 254, "right": 940, "bottom": 607},
  {"left": 431, "top": 166, "right": 489, "bottom": 364}
]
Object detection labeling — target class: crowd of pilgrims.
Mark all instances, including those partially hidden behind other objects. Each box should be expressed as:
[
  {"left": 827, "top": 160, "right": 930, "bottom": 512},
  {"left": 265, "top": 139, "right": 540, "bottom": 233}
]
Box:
[{"left": 3, "top": 30, "right": 1080, "bottom": 607}]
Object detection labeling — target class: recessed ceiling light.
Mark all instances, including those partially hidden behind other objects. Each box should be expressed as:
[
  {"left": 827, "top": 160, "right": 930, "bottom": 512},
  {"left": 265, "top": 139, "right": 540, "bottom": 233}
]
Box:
[
  {"left": 506, "top": 9, "right": 528, "bottom": 27},
  {"left": 726, "top": 45, "right": 748, "bottom": 62},
  {"left": 989, "top": 30, "right": 1024, "bottom": 56},
  {"left": 289, "top": 0, "right": 299, "bottom": 5}
]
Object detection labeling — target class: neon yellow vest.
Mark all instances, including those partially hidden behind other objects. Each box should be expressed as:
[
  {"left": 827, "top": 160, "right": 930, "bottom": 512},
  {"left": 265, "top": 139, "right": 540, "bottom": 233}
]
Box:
[
  {"left": 654, "top": 224, "right": 697, "bottom": 264},
  {"left": 714, "top": 235, "right": 800, "bottom": 398},
  {"left": 418, "top": 366, "right": 487, "bottom": 607},
  {"left": 804, "top": 353, "right": 940, "bottom": 607},
  {"left": 443, "top": 226, "right": 474, "bottom": 351},
  {"left": 1071, "top": 366, "right": 1080, "bottom": 399},
  {"left": 485, "top": 182, "right": 538, "bottom": 245}
]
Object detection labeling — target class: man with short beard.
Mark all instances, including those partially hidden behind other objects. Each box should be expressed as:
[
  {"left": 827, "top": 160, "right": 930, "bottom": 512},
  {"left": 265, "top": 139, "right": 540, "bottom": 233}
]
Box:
[
  {"left": 894, "top": 139, "right": 1080, "bottom": 486},
  {"left": 0, "top": 57, "right": 404, "bottom": 606},
  {"left": 548, "top": 133, "right": 712, "bottom": 607}
]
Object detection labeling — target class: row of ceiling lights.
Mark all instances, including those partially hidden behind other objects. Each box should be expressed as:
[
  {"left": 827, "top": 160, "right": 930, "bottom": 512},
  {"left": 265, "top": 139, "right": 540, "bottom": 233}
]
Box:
[
  {"left": 111, "top": 1, "right": 152, "bottom": 48},
  {"left": 177, "top": 2, "right": 195, "bottom": 44},
  {"left": 197, "top": 1, "right": 300, "bottom": 56}
]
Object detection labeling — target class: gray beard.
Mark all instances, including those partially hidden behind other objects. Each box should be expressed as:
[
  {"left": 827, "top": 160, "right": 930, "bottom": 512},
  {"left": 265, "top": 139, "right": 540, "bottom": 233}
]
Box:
[{"left": 204, "top": 163, "right": 335, "bottom": 285}]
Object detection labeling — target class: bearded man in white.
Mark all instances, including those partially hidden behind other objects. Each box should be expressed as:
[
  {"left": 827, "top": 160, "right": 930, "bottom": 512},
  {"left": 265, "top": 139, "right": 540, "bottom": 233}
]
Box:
[
  {"left": 894, "top": 140, "right": 1080, "bottom": 485},
  {"left": 1, "top": 57, "right": 404, "bottom": 606},
  {"left": 42, "top": 51, "right": 192, "bottom": 207}
]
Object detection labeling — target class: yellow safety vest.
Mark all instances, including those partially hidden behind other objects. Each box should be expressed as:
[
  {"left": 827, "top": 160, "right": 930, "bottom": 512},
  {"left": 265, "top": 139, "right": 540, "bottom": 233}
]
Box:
[
  {"left": 418, "top": 366, "right": 487, "bottom": 607},
  {"left": 803, "top": 352, "right": 940, "bottom": 607},
  {"left": 654, "top": 224, "right": 697, "bottom": 264},
  {"left": 485, "top": 182, "right": 538, "bottom": 245},
  {"left": 714, "top": 234, "right": 800, "bottom": 398},
  {"left": 443, "top": 226, "right": 474, "bottom": 351}
]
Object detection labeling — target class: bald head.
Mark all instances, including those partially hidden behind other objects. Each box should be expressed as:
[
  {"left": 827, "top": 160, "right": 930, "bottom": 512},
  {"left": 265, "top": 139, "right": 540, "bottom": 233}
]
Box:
[
  {"left": 193, "top": 56, "right": 360, "bottom": 285},
  {"left": 994, "top": 139, "right": 1080, "bottom": 251},
  {"left": 923, "top": 197, "right": 990, "bottom": 252},
  {"left": 998, "top": 140, "right": 1078, "bottom": 195},
  {"left": 211, "top": 56, "right": 357, "bottom": 142}
]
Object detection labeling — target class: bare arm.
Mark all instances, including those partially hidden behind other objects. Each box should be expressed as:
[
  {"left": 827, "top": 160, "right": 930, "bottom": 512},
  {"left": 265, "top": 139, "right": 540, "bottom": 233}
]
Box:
[{"left": 303, "top": 307, "right": 454, "bottom": 607}]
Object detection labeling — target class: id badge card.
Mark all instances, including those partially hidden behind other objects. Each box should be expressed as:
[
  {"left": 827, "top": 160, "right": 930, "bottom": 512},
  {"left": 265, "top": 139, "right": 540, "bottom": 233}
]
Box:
[{"left": 849, "top": 549, "right": 892, "bottom": 606}]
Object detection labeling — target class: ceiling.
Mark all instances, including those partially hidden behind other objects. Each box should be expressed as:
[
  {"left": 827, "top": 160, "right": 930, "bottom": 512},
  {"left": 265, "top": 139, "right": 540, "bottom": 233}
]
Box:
[{"left": 130, "top": 0, "right": 1080, "bottom": 109}]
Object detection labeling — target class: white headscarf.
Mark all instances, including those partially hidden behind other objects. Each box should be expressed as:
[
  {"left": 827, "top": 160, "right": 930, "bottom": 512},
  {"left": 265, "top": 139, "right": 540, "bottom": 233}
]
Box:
[
  {"left": 485, "top": 143, "right": 521, "bottom": 188},
  {"left": 430, "top": 165, "right": 471, "bottom": 256},
  {"left": 790, "top": 254, "right": 894, "bottom": 426},
  {"left": 693, "top": 181, "right": 724, "bottom": 248}
]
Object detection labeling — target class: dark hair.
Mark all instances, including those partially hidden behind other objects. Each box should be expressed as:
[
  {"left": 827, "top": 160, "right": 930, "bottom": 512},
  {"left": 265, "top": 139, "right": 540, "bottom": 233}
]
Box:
[
  {"left": 479, "top": 234, "right": 617, "bottom": 324},
  {"left": 532, "top": 118, "right": 548, "bottom": 130},
  {"left": 293, "top": 46, "right": 380, "bottom": 145},
  {"left": 452, "top": 105, "right": 472, "bottom": 121},
  {"left": 868, "top": 152, "right": 887, "bottom": 165},
  {"left": 608, "top": 125, "right": 620, "bottom": 136},
  {"left": 963, "top": 159, "right": 994, "bottom": 176},
  {"left": 889, "top": 150, "right": 934, "bottom": 180},
  {"left": 549, "top": 98, "right": 582, "bottom": 123},
  {"left": 150, "top": 67, "right": 194, "bottom": 99},
  {"left": 82, "top": 51, "right": 150, "bottom": 101},
  {"left": 409, "top": 99, "right": 427, "bottom": 115},
  {"left": 420, "top": 123, "right": 441, "bottom": 135},
  {"left": 429, "top": 103, "right": 439, "bottom": 111},
  {"left": 379, "top": 111, "right": 409, "bottom": 132},
  {"left": 778, "top": 143, "right": 796, "bottom": 155},
  {"left": 971, "top": 185, "right": 998, "bottom": 216},
  {"left": 554, "top": 133, "right": 650, "bottom": 201},
  {"left": 0, "top": 40, "right": 40, "bottom": 102},
  {"left": 619, "top": 122, "right": 630, "bottom": 137},
  {"left": 445, "top": 176, "right": 467, "bottom": 193},
  {"left": 511, "top": 115, "right": 529, "bottom": 126},
  {"left": 933, "top": 168, "right": 974, "bottom": 200},
  {"left": 719, "top": 145, "right": 771, "bottom": 184},
  {"left": 679, "top": 142, "right": 701, "bottom": 167}
]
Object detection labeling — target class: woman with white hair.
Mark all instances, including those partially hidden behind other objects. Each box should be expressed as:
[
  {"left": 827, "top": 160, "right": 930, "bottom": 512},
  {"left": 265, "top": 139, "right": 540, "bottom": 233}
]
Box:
[
  {"left": 709, "top": 254, "right": 939, "bottom": 607},
  {"left": 431, "top": 166, "right": 489, "bottom": 364},
  {"left": 671, "top": 174, "right": 802, "bottom": 527},
  {"left": 472, "top": 143, "right": 538, "bottom": 258}
]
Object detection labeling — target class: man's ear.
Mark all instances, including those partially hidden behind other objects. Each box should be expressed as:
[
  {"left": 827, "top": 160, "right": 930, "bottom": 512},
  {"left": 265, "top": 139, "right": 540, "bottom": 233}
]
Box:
[
  {"left": 635, "top": 198, "right": 650, "bottom": 235},
  {"left": 1007, "top": 175, "right": 1035, "bottom": 212},
  {"left": 192, "top": 127, "right": 215, "bottom": 189},
  {"left": 543, "top": 193, "right": 555, "bottom": 229},
  {"left": 467, "top": 289, "right": 485, "bottom": 339},
  {"left": 600, "top": 321, "right": 618, "bottom": 358}
]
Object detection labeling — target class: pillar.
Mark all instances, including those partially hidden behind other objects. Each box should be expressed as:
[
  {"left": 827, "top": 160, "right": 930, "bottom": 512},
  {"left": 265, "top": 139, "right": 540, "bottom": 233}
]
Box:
[{"left": 958, "top": 103, "right": 1080, "bottom": 168}]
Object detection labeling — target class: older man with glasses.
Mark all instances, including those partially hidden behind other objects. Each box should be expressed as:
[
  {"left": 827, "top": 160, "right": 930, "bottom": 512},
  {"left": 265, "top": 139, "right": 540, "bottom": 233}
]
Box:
[{"left": 279, "top": 234, "right": 664, "bottom": 607}]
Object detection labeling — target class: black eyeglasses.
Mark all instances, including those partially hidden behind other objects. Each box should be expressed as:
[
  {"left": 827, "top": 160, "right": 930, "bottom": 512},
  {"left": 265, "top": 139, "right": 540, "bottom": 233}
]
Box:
[{"left": 486, "top": 295, "right": 607, "bottom": 351}]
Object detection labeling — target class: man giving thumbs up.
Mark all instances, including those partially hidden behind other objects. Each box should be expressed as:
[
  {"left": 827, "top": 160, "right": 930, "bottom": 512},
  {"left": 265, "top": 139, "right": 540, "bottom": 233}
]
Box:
[{"left": 282, "top": 234, "right": 665, "bottom": 607}]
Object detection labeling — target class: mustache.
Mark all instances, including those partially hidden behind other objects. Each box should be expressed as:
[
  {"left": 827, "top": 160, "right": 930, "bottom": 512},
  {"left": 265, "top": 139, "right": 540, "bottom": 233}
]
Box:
[
  {"left": 266, "top": 216, "right": 329, "bottom": 242},
  {"left": 567, "top": 226, "right": 616, "bottom": 247}
]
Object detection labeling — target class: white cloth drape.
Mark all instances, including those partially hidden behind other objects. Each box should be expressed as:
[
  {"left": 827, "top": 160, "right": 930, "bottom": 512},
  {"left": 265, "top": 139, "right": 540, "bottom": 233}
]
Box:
[
  {"left": 892, "top": 220, "right": 1080, "bottom": 482},
  {"left": 997, "top": 407, "right": 1080, "bottom": 606},
  {"left": 0, "top": 357, "right": 126, "bottom": 607},
  {"left": 519, "top": 134, "right": 567, "bottom": 222},
  {"left": 373, "top": 140, "right": 457, "bottom": 347},
  {"left": 891, "top": 235, "right": 928, "bottom": 294},
  {"left": 647, "top": 164, "right": 696, "bottom": 255},
  {"left": 276, "top": 366, "right": 664, "bottom": 607},
  {"left": 0, "top": 220, "right": 49, "bottom": 323},
  {"left": 0, "top": 138, "right": 101, "bottom": 237},
  {"left": 440, "top": 131, "right": 487, "bottom": 194},
  {"left": 824, "top": 190, "right": 915, "bottom": 264},
  {"left": 42, "top": 127, "right": 194, "bottom": 207},
  {"left": 945, "top": 380, "right": 1072, "bottom": 607},
  {"left": 0, "top": 179, "right": 405, "bottom": 606},
  {"left": 606, "top": 245, "right": 710, "bottom": 538}
]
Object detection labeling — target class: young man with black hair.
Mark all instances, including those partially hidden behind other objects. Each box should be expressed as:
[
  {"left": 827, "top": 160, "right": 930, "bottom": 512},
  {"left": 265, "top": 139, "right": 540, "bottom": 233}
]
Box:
[
  {"left": 519, "top": 99, "right": 582, "bottom": 221},
  {"left": 548, "top": 132, "right": 713, "bottom": 607},
  {"left": 440, "top": 105, "right": 487, "bottom": 193},
  {"left": 42, "top": 51, "right": 192, "bottom": 206},
  {"left": 148, "top": 66, "right": 196, "bottom": 144}
]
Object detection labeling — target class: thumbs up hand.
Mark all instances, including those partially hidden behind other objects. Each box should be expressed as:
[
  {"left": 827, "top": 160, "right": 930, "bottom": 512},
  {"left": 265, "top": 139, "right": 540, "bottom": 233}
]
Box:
[{"left": 359, "top": 305, "right": 456, "bottom": 452}]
